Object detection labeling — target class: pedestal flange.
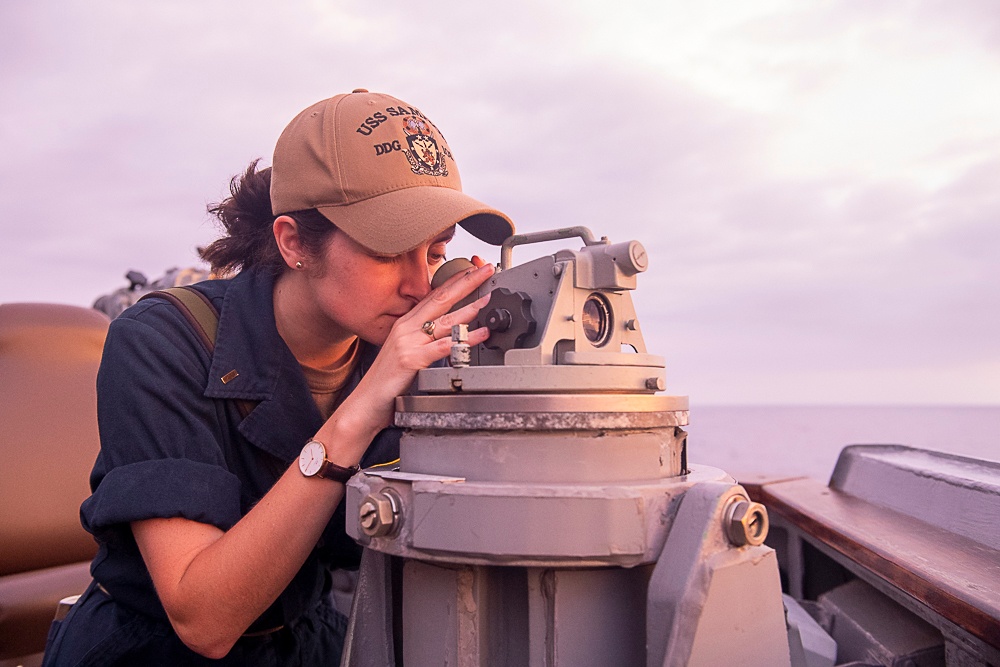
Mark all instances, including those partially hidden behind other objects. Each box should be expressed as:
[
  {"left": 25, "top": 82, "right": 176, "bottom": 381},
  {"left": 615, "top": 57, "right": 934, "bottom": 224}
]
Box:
[
  {"left": 395, "top": 393, "right": 689, "bottom": 430},
  {"left": 346, "top": 464, "right": 734, "bottom": 568}
]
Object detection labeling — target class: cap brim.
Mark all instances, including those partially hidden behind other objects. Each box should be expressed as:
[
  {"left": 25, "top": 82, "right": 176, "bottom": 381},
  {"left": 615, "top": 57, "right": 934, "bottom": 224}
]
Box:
[{"left": 316, "top": 186, "right": 514, "bottom": 255}]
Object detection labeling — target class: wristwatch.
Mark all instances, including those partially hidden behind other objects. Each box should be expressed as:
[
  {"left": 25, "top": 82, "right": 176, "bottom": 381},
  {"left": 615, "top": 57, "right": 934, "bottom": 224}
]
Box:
[{"left": 298, "top": 440, "right": 361, "bottom": 484}]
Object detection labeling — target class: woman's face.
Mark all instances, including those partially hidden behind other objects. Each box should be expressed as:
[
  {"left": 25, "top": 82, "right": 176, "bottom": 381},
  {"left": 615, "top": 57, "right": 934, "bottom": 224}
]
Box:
[{"left": 306, "top": 226, "right": 454, "bottom": 345}]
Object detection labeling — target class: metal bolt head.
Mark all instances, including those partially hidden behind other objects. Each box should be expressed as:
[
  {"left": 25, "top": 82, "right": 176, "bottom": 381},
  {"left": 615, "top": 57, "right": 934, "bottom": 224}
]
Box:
[
  {"left": 724, "top": 499, "right": 769, "bottom": 547},
  {"left": 358, "top": 489, "right": 401, "bottom": 537}
]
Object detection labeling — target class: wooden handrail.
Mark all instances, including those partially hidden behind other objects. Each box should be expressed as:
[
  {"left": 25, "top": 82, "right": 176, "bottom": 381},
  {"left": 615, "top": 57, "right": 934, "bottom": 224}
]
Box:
[{"left": 750, "top": 477, "right": 1000, "bottom": 649}]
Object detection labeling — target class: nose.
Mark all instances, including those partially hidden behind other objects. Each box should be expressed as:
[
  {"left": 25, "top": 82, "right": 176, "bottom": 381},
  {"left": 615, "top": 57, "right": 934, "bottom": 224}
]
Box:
[{"left": 399, "top": 249, "right": 432, "bottom": 302}]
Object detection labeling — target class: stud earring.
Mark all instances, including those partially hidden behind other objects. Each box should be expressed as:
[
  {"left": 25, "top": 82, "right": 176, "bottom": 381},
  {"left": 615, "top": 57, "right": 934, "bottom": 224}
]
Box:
[{"left": 295, "top": 261, "right": 303, "bottom": 269}]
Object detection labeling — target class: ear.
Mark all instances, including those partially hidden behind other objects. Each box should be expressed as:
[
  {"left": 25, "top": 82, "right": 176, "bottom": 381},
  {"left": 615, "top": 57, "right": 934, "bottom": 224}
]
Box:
[{"left": 273, "top": 215, "right": 304, "bottom": 270}]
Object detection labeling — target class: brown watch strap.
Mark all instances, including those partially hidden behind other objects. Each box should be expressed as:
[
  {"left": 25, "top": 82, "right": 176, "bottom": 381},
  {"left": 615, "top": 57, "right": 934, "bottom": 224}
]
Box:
[{"left": 317, "top": 460, "right": 361, "bottom": 484}]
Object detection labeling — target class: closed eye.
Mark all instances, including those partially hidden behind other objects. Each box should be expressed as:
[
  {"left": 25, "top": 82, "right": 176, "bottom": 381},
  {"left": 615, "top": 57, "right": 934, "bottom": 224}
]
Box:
[{"left": 428, "top": 241, "right": 449, "bottom": 267}]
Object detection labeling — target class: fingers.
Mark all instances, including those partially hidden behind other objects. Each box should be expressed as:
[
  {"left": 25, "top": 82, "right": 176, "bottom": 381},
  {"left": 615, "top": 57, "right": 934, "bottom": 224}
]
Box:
[
  {"left": 408, "top": 262, "right": 494, "bottom": 324},
  {"left": 420, "top": 294, "right": 490, "bottom": 344},
  {"left": 433, "top": 293, "right": 490, "bottom": 334},
  {"left": 420, "top": 325, "right": 491, "bottom": 356},
  {"left": 465, "top": 325, "right": 491, "bottom": 347},
  {"left": 419, "top": 292, "right": 491, "bottom": 340},
  {"left": 439, "top": 262, "right": 493, "bottom": 302}
]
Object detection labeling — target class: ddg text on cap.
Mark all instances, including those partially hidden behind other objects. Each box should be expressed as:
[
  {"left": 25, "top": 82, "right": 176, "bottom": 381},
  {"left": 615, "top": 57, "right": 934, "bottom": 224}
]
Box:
[{"left": 271, "top": 89, "right": 514, "bottom": 255}]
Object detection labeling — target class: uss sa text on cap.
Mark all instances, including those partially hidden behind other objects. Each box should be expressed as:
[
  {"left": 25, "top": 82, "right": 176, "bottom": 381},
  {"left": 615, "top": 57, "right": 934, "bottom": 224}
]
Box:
[{"left": 270, "top": 89, "right": 514, "bottom": 255}]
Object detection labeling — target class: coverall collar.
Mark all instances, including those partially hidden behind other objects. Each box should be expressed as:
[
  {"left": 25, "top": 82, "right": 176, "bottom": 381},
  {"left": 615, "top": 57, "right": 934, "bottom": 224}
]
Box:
[{"left": 201, "top": 269, "right": 326, "bottom": 461}]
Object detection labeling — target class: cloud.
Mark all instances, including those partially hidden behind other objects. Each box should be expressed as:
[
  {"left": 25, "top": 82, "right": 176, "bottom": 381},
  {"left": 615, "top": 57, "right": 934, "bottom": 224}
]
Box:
[
  {"left": 1, "top": 0, "right": 996, "bottom": 404},
  {"left": 638, "top": 155, "right": 1000, "bottom": 403}
]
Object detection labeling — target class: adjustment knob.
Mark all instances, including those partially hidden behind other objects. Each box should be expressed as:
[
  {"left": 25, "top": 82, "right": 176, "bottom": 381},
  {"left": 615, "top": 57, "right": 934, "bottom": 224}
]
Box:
[
  {"left": 485, "top": 308, "right": 512, "bottom": 332},
  {"left": 479, "top": 288, "right": 536, "bottom": 352}
]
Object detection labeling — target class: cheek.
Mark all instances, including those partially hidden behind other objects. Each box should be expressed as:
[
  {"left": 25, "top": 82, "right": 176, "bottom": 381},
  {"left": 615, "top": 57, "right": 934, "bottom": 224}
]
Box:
[
  {"left": 355, "top": 271, "right": 401, "bottom": 305},
  {"left": 320, "top": 271, "right": 403, "bottom": 327}
]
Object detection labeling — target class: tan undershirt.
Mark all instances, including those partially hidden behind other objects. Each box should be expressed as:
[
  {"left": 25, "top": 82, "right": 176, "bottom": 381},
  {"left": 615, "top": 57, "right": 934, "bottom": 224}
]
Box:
[{"left": 299, "top": 338, "right": 361, "bottom": 420}]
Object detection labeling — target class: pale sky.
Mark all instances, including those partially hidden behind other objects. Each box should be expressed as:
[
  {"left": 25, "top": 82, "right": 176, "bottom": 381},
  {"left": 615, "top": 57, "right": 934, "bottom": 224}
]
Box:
[{"left": 2, "top": 0, "right": 998, "bottom": 405}]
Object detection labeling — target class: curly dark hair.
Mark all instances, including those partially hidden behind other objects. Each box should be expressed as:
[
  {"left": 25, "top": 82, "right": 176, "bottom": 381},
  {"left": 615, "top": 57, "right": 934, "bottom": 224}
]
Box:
[{"left": 200, "top": 160, "right": 336, "bottom": 275}]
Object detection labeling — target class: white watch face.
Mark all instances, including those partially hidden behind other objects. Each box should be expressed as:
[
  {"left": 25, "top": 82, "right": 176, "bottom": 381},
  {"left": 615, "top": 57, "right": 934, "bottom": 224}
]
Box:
[{"left": 299, "top": 441, "right": 326, "bottom": 477}]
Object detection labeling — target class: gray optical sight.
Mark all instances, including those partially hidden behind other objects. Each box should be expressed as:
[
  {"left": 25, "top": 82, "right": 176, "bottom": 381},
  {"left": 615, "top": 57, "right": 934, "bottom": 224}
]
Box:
[
  {"left": 343, "top": 228, "right": 791, "bottom": 667},
  {"left": 421, "top": 226, "right": 665, "bottom": 395}
]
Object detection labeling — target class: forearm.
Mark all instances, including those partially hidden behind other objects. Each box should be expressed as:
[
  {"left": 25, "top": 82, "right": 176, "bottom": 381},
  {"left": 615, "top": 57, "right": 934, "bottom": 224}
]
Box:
[
  {"left": 135, "top": 409, "right": 380, "bottom": 658},
  {"left": 133, "top": 466, "right": 338, "bottom": 656}
]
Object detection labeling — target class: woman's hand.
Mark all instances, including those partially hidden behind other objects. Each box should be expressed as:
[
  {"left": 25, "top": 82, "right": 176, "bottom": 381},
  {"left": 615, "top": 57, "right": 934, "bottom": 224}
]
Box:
[
  {"left": 324, "top": 261, "right": 495, "bottom": 447},
  {"left": 363, "top": 261, "right": 494, "bottom": 422}
]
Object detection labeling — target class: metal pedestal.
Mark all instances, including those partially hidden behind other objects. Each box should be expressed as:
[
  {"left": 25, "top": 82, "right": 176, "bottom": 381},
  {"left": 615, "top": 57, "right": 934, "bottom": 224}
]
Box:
[{"left": 344, "top": 394, "right": 790, "bottom": 667}]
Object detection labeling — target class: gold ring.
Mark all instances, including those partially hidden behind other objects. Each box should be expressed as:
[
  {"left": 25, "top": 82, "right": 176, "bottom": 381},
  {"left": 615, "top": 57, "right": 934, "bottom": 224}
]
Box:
[{"left": 421, "top": 320, "right": 436, "bottom": 339}]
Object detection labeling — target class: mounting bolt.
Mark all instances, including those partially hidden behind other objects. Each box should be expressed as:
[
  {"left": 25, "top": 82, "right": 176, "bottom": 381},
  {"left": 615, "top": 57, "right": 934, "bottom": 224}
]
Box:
[
  {"left": 359, "top": 489, "right": 402, "bottom": 537},
  {"left": 724, "top": 497, "right": 769, "bottom": 547}
]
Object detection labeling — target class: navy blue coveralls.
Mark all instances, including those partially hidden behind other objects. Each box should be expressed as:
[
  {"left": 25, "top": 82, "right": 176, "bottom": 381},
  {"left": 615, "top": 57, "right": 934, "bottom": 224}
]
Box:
[{"left": 43, "top": 267, "right": 399, "bottom": 666}]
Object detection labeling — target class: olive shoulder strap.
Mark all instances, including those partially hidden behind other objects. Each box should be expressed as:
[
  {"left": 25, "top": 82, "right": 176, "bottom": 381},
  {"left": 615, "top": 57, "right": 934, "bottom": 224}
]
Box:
[{"left": 138, "top": 286, "right": 257, "bottom": 419}]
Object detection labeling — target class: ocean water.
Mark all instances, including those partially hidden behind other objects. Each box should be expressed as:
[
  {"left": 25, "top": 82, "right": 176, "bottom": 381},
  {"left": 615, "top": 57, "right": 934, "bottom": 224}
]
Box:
[{"left": 687, "top": 405, "right": 1000, "bottom": 482}]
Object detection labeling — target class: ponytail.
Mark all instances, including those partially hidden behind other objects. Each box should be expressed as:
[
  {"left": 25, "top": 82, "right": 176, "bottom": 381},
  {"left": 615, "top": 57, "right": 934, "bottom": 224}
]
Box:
[{"left": 201, "top": 160, "right": 336, "bottom": 275}]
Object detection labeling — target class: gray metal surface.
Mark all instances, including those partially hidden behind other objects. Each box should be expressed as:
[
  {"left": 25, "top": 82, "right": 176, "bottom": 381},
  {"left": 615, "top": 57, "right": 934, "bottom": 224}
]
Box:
[
  {"left": 397, "top": 393, "right": 687, "bottom": 414},
  {"left": 765, "top": 496, "right": 1000, "bottom": 665},
  {"left": 399, "top": 429, "right": 685, "bottom": 483},
  {"left": 783, "top": 595, "right": 836, "bottom": 667},
  {"left": 819, "top": 579, "right": 945, "bottom": 665},
  {"left": 646, "top": 482, "right": 790, "bottom": 667},
  {"left": 396, "top": 560, "right": 650, "bottom": 667},
  {"left": 831, "top": 444, "right": 1000, "bottom": 550},
  {"left": 526, "top": 567, "right": 647, "bottom": 667},
  {"left": 416, "top": 364, "right": 667, "bottom": 394},
  {"left": 499, "top": 226, "right": 602, "bottom": 270},
  {"left": 340, "top": 549, "right": 398, "bottom": 667},
  {"left": 347, "top": 464, "right": 735, "bottom": 568}
]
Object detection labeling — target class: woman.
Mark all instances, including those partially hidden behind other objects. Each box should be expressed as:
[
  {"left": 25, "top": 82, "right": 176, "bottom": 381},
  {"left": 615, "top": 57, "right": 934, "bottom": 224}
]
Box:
[{"left": 43, "top": 89, "right": 513, "bottom": 665}]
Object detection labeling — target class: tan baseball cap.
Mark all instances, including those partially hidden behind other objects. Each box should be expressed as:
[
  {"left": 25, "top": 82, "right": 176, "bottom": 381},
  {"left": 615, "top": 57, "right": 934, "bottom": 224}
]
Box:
[{"left": 270, "top": 89, "right": 514, "bottom": 254}]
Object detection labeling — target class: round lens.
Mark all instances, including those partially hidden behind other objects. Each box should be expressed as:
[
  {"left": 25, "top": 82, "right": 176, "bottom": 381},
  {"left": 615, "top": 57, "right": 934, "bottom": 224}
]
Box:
[{"left": 582, "top": 294, "right": 611, "bottom": 346}]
